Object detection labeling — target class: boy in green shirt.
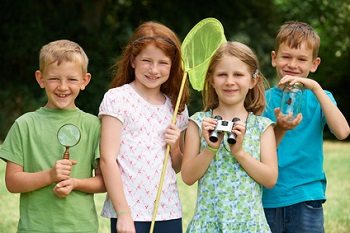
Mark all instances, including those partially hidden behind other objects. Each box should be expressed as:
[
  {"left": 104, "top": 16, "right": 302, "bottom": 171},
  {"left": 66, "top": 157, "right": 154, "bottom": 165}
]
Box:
[{"left": 0, "top": 39, "right": 105, "bottom": 233}]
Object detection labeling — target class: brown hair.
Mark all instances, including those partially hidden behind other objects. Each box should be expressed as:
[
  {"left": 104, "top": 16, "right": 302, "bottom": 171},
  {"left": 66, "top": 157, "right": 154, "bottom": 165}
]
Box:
[
  {"left": 203, "top": 41, "right": 267, "bottom": 115},
  {"left": 39, "top": 39, "right": 89, "bottom": 74},
  {"left": 109, "top": 21, "right": 189, "bottom": 112},
  {"left": 275, "top": 21, "right": 320, "bottom": 59}
]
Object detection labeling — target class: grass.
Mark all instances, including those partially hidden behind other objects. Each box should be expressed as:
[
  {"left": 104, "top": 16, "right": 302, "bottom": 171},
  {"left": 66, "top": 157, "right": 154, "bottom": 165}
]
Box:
[
  {"left": 323, "top": 141, "right": 350, "bottom": 232},
  {"left": 0, "top": 141, "right": 349, "bottom": 233}
]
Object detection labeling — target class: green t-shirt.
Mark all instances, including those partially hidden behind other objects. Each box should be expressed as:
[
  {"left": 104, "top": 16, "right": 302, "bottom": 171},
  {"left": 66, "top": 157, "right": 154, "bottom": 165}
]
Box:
[{"left": 0, "top": 107, "right": 100, "bottom": 233}]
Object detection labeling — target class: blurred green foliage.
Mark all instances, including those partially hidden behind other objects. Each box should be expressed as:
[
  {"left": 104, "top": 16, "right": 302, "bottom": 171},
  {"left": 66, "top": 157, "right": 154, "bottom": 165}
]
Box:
[{"left": 1, "top": 0, "right": 349, "bottom": 140}]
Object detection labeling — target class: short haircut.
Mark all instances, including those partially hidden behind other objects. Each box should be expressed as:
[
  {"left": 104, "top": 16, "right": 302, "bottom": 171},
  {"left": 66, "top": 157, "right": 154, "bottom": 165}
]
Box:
[
  {"left": 39, "top": 39, "right": 89, "bottom": 73},
  {"left": 275, "top": 21, "right": 320, "bottom": 58}
]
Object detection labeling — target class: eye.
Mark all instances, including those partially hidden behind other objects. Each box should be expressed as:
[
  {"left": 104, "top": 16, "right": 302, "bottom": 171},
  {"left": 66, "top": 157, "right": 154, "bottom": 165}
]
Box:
[
  {"left": 66, "top": 75, "right": 79, "bottom": 82},
  {"left": 216, "top": 72, "right": 227, "bottom": 77},
  {"left": 47, "top": 77, "right": 59, "bottom": 81},
  {"left": 159, "top": 61, "right": 170, "bottom": 65},
  {"left": 233, "top": 72, "right": 244, "bottom": 78}
]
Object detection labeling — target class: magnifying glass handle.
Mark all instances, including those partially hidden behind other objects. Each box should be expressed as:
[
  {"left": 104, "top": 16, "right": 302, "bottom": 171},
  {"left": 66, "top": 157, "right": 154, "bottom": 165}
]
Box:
[{"left": 63, "top": 147, "right": 70, "bottom": 160}]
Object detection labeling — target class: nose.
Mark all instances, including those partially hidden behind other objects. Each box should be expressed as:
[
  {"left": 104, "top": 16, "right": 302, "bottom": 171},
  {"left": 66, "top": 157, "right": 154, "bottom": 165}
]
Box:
[
  {"left": 57, "top": 80, "right": 68, "bottom": 90},
  {"left": 225, "top": 75, "right": 236, "bottom": 85},
  {"left": 288, "top": 58, "right": 298, "bottom": 68},
  {"left": 149, "top": 63, "right": 159, "bottom": 74}
]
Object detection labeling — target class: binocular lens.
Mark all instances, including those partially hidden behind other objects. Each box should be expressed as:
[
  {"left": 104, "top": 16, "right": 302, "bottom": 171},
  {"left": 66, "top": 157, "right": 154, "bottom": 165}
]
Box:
[
  {"left": 209, "top": 131, "right": 219, "bottom": 142},
  {"left": 227, "top": 133, "right": 236, "bottom": 144}
]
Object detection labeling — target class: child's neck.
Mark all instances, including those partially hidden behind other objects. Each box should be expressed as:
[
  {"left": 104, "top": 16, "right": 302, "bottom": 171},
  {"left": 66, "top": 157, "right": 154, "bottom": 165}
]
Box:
[
  {"left": 213, "top": 104, "right": 248, "bottom": 121},
  {"left": 130, "top": 81, "right": 165, "bottom": 105}
]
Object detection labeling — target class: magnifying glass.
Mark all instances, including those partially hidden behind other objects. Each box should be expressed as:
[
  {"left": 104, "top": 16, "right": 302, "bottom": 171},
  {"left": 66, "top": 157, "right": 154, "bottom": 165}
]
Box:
[{"left": 57, "top": 124, "right": 81, "bottom": 159}]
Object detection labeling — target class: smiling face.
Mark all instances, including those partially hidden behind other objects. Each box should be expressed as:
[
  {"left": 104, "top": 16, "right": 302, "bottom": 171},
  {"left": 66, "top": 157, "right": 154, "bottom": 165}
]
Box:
[
  {"left": 131, "top": 43, "right": 172, "bottom": 93},
  {"left": 211, "top": 55, "right": 256, "bottom": 107},
  {"left": 272, "top": 42, "right": 320, "bottom": 80},
  {"left": 35, "top": 61, "right": 91, "bottom": 110}
]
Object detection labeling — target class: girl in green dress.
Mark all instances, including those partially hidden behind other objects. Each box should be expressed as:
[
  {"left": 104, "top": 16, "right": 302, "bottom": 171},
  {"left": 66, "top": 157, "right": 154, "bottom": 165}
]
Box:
[{"left": 182, "top": 41, "right": 278, "bottom": 233}]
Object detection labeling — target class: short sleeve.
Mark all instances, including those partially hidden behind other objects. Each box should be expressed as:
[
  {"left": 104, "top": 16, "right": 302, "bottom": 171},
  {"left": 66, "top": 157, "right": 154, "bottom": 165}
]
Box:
[
  {"left": 98, "top": 88, "right": 126, "bottom": 123},
  {"left": 189, "top": 111, "right": 211, "bottom": 136},
  {"left": 0, "top": 121, "right": 24, "bottom": 165},
  {"left": 190, "top": 112, "right": 203, "bottom": 129}
]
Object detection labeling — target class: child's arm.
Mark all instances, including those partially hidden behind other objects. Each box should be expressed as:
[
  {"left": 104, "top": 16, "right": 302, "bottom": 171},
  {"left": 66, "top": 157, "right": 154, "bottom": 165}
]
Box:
[
  {"left": 182, "top": 118, "right": 222, "bottom": 185},
  {"left": 280, "top": 76, "right": 350, "bottom": 140},
  {"left": 310, "top": 81, "right": 349, "bottom": 139},
  {"left": 230, "top": 122, "right": 278, "bottom": 188},
  {"left": 99, "top": 115, "right": 135, "bottom": 233},
  {"left": 71, "top": 166, "right": 105, "bottom": 193},
  {"left": 165, "top": 123, "right": 183, "bottom": 173},
  {"left": 53, "top": 164, "right": 105, "bottom": 198},
  {"left": 5, "top": 159, "right": 76, "bottom": 193}
]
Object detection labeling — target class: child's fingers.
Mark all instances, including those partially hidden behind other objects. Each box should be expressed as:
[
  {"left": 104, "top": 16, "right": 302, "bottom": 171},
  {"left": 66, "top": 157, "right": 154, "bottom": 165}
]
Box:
[
  {"left": 55, "top": 180, "right": 69, "bottom": 188},
  {"left": 274, "top": 107, "right": 281, "bottom": 116},
  {"left": 54, "top": 179, "right": 74, "bottom": 197},
  {"left": 70, "top": 160, "right": 77, "bottom": 165},
  {"left": 279, "top": 75, "right": 303, "bottom": 86},
  {"left": 202, "top": 118, "right": 217, "bottom": 131}
]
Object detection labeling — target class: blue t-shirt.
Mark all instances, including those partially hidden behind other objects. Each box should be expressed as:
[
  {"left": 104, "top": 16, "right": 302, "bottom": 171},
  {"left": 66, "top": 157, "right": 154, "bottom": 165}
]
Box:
[{"left": 262, "top": 87, "right": 336, "bottom": 208}]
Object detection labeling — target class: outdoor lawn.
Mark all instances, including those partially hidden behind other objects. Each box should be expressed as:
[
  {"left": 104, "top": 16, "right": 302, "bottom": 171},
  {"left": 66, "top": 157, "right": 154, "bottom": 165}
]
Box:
[{"left": 0, "top": 141, "right": 349, "bottom": 233}]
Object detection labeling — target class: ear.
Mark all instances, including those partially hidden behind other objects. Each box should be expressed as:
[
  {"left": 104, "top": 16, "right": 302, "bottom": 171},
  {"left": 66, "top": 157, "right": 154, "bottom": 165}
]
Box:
[
  {"left": 208, "top": 75, "right": 216, "bottom": 88},
  {"left": 131, "top": 57, "right": 136, "bottom": 69},
  {"left": 80, "top": 73, "right": 91, "bottom": 90},
  {"left": 310, "top": 57, "right": 321, "bottom": 73},
  {"left": 271, "top": 51, "right": 277, "bottom": 67},
  {"left": 35, "top": 70, "right": 45, "bottom": 88},
  {"left": 249, "top": 75, "right": 258, "bottom": 90}
]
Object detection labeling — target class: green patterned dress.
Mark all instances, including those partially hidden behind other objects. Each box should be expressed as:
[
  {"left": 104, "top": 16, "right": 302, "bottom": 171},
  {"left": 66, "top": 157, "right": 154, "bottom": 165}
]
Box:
[{"left": 186, "top": 111, "right": 273, "bottom": 233}]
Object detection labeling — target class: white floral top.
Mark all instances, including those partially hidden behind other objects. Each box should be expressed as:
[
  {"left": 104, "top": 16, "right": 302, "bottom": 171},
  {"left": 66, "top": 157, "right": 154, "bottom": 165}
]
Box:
[
  {"left": 99, "top": 84, "right": 188, "bottom": 221},
  {"left": 186, "top": 111, "right": 273, "bottom": 233}
]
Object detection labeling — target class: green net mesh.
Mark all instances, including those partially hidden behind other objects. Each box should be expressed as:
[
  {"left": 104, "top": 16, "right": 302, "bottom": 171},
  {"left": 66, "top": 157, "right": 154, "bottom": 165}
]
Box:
[{"left": 181, "top": 18, "right": 226, "bottom": 91}]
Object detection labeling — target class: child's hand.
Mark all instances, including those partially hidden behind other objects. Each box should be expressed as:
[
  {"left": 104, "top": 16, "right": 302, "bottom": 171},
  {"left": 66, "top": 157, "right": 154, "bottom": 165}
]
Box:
[
  {"left": 164, "top": 123, "right": 181, "bottom": 148},
  {"left": 116, "top": 214, "right": 135, "bottom": 233},
  {"left": 50, "top": 159, "right": 77, "bottom": 183},
  {"left": 229, "top": 119, "right": 246, "bottom": 157},
  {"left": 53, "top": 178, "right": 75, "bottom": 198},
  {"left": 279, "top": 75, "right": 320, "bottom": 91},
  {"left": 202, "top": 117, "right": 222, "bottom": 148},
  {"left": 274, "top": 107, "right": 302, "bottom": 130}
]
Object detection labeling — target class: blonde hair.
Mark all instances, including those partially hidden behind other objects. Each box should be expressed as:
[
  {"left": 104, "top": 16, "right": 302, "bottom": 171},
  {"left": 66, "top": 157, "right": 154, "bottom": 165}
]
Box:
[
  {"left": 275, "top": 21, "right": 320, "bottom": 59},
  {"left": 109, "top": 21, "right": 189, "bottom": 113},
  {"left": 39, "top": 39, "right": 89, "bottom": 74},
  {"left": 203, "top": 41, "right": 267, "bottom": 115}
]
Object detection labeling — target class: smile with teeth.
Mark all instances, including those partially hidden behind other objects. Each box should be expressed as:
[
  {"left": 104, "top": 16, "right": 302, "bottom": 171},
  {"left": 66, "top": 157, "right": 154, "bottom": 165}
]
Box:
[
  {"left": 57, "top": 93, "right": 70, "bottom": 97},
  {"left": 146, "top": 75, "right": 159, "bottom": 80}
]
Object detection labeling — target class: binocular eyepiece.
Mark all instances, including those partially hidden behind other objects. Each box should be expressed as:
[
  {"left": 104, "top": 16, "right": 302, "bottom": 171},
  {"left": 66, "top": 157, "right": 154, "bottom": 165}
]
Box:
[{"left": 209, "top": 116, "right": 240, "bottom": 144}]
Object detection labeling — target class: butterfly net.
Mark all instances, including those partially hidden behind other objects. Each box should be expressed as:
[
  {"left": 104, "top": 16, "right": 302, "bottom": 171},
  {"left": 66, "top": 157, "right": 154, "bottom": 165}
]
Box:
[{"left": 181, "top": 18, "right": 226, "bottom": 91}]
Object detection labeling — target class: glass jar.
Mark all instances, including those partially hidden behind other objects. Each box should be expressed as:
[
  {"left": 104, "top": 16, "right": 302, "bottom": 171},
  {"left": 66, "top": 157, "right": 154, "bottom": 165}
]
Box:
[{"left": 280, "top": 82, "right": 304, "bottom": 119}]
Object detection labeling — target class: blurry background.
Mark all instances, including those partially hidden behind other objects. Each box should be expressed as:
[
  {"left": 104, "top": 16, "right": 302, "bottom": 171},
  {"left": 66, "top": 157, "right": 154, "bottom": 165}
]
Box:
[
  {"left": 1, "top": 1, "right": 350, "bottom": 232},
  {"left": 0, "top": 0, "right": 349, "bottom": 140}
]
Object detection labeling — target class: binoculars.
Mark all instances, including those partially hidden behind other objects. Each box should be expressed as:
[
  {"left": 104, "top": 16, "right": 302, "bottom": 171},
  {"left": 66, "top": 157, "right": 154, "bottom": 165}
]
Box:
[{"left": 209, "top": 116, "right": 240, "bottom": 144}]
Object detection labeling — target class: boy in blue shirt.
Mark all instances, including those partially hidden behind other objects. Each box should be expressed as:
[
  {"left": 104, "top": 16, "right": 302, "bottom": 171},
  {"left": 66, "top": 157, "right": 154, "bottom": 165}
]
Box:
[
  {"left": 0, "top": 39, "right": 105, "bottom": 233},
  {"left": 263, "top": 21, "right": 349, "bottom": 233}
]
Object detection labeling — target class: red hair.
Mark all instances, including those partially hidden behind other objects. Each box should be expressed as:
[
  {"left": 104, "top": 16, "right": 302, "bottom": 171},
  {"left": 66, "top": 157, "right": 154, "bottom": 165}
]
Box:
[{"left": 109, "top": 21, "right": 189, "bottom": 112}]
